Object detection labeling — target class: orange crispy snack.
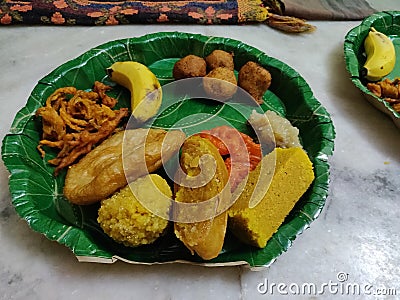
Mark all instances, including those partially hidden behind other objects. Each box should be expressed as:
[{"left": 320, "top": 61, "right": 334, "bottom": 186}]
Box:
[{"left": 36, "top": 82, "right": 128, "bottom": 175}]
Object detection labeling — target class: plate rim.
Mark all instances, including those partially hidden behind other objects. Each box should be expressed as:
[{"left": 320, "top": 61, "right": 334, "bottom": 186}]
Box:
[{"left": 1, "top": 31, "right": 336, "bottom": 267}]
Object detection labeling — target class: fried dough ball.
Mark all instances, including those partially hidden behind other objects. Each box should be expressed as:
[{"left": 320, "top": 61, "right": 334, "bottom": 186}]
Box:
[
  {"left": 173, "top": 55, "right": 207, "bottom": 80},
  {"left": 203, "top": 67, "right": 237, "bottom": 101},
  {"left": 205, "top": 50, "right": 234, "bottom": 71},
  {"left": 97, "top": 174, "right": 172, "bottom": 247},
  {"left": 238, "top": 61, "right": 272, "bottom": 104}
]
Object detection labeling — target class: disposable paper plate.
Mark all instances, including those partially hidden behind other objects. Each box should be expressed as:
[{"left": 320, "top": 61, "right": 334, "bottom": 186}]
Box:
[
  {"left": 344, "top": 11, "right": 400, "bottom": 129},
  {"left": 1, "top": 32, "right": 335, "bottom": 268}
]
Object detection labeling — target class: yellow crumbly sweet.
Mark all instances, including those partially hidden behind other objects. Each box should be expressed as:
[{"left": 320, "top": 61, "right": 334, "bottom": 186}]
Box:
[
  {"left": 228, "top": 147, "right": 315, "bottom": 248},
  {"left": 97, "top": 174, "right": 172, "bottom": 247},
  {"left": 174, "top": 136, "right": 231, "bottom": 260}
]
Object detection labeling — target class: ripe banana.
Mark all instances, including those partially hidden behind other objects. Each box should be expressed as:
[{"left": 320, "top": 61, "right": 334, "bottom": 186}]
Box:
[
  {"left": 362, "top": 27, "right": 396, "bottom": 82},
  {"left": 107, "top": 61, "right": 162, "bottom": 123}
]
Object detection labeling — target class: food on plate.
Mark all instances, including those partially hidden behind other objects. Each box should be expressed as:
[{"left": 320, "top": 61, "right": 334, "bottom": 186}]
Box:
[
  {"left": 171, "top": 52, "right": 276, "bottom": 105},
  {"left": 64, "top": 128, "right": 185, "bottom": 205},
  {"left": 249, "top": 110, "right": 302, "bottom": 149},
  {"left": 367, "top": 78, "right": 400, "bottom": 112},
  {"left": 362, "top": 27, "right": 396, "bottom": 82},
  {"left": 107, "top": 61, "right": 162, "bottom": 123},
  {"left": 228, "top": 147, "right": 315, "bottom": 248},
  {"left": 93, "top": 80, "right": 118, "bottom": 108},
  {"left": 37, "top": 53, "right": 311, "bottom": 261},
  {"left": 36, "top": 82, "right": 129, "bottom": 175},
  {"left": 97, "top": 174, "right": 172, "bottom": 247},
  {"left": 174, "top": 135, "right": 231, "bottom": 260},
  {"left": 172, "top": 54, "right": 207, "bottom": 79},
  {"left": 202, "top": 67, "right": 238, "bottom": 100},
  {"left": 238, "top": 61, "right": 272, "bottom": 104},
  {"left": 205, "top": 50, "right": 234, "bottom": 71},
  {"left": 198, "top": 125, "right": 262, "bottom": 191}
]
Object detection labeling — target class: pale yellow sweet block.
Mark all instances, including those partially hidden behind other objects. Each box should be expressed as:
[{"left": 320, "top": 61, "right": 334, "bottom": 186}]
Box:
[{"left": 228, "top": 147, "right": 315, "bottom": 248}]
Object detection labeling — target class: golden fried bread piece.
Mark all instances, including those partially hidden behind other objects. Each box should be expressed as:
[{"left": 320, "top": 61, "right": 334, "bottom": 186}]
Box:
[
  {"left": 173, "top": 55, "right": 207, "bottom": 80},
  {"left": 97, "top": 174, "right": 172, "bottom": 247},
  {"left": 205, "top": 50, "right": 234, "bottom": 71},
  {"left": 238, "top": 61, "right": 272, "bottom": 104},
  {"left": 203, "top": 67, "right": 237, "bottom": 101},
  {"left": 174, "top": 136, "right": 231, "bottom": 260},
  {"left": 64, "top": 128, "right": 185, "bottom": 205},
  {"left": 228, "top": 147, "right": 314, "bottom": 248}
]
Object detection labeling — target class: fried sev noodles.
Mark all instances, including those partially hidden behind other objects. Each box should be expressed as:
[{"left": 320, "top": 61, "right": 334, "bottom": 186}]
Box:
[{"left": 36, "top": 81, "right": 128, "bottom": 175}]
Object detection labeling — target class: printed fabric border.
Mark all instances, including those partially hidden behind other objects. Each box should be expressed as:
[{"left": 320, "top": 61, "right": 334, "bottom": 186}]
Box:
[{"left": 0, "top": 0, "right": 268, "bottom": 25}]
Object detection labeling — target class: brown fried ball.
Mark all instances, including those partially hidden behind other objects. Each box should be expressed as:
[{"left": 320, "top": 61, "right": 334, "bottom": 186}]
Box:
[
  {"left": 173, "top": 55, "right": 207, "bottom": 80},
  {"left": 203, "top": 67, "right": 237, "bottom": 101},
  {"left": 205, "top": 50, "right": 235, "bottom": 71},
  {"left": 238, "top": 61, "right": 272, "bottom": 104}
]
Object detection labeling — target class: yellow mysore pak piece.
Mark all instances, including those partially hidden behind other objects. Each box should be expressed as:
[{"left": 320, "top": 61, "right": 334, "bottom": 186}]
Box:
[{"left": 228, "top": 147, "right": 315, "bottom": 248}]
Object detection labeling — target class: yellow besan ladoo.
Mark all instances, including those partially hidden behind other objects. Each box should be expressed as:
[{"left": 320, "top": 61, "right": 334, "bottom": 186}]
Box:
[{"left": 228, "top": 147, "right": 315, "bottom": 248}]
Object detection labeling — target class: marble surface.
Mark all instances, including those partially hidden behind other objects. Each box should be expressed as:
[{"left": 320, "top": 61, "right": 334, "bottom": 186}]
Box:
[{"left": 1, "top": 5, "right": 400, "bottom": 300}]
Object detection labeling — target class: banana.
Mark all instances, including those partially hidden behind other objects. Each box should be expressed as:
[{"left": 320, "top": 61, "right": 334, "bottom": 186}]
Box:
[
  {"left": 107, "top": 61, "right": 162, "bottom": 123},
  {"left": 362, "top": 27, "right": 396, "bottom": 82}
]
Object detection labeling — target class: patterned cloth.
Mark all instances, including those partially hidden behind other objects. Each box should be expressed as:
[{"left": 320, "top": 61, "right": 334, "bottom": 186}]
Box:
[{"left": 0, "top": 0, "right": 376, "bottom": 25}]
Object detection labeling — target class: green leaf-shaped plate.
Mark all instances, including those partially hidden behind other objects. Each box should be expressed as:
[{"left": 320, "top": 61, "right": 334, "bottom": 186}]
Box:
[
  {"left": 344, "top": 11, "right": 400, "bottom": 129},
  {"left": 1, "top": 32, "right": 335, "bottom": 268}
]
